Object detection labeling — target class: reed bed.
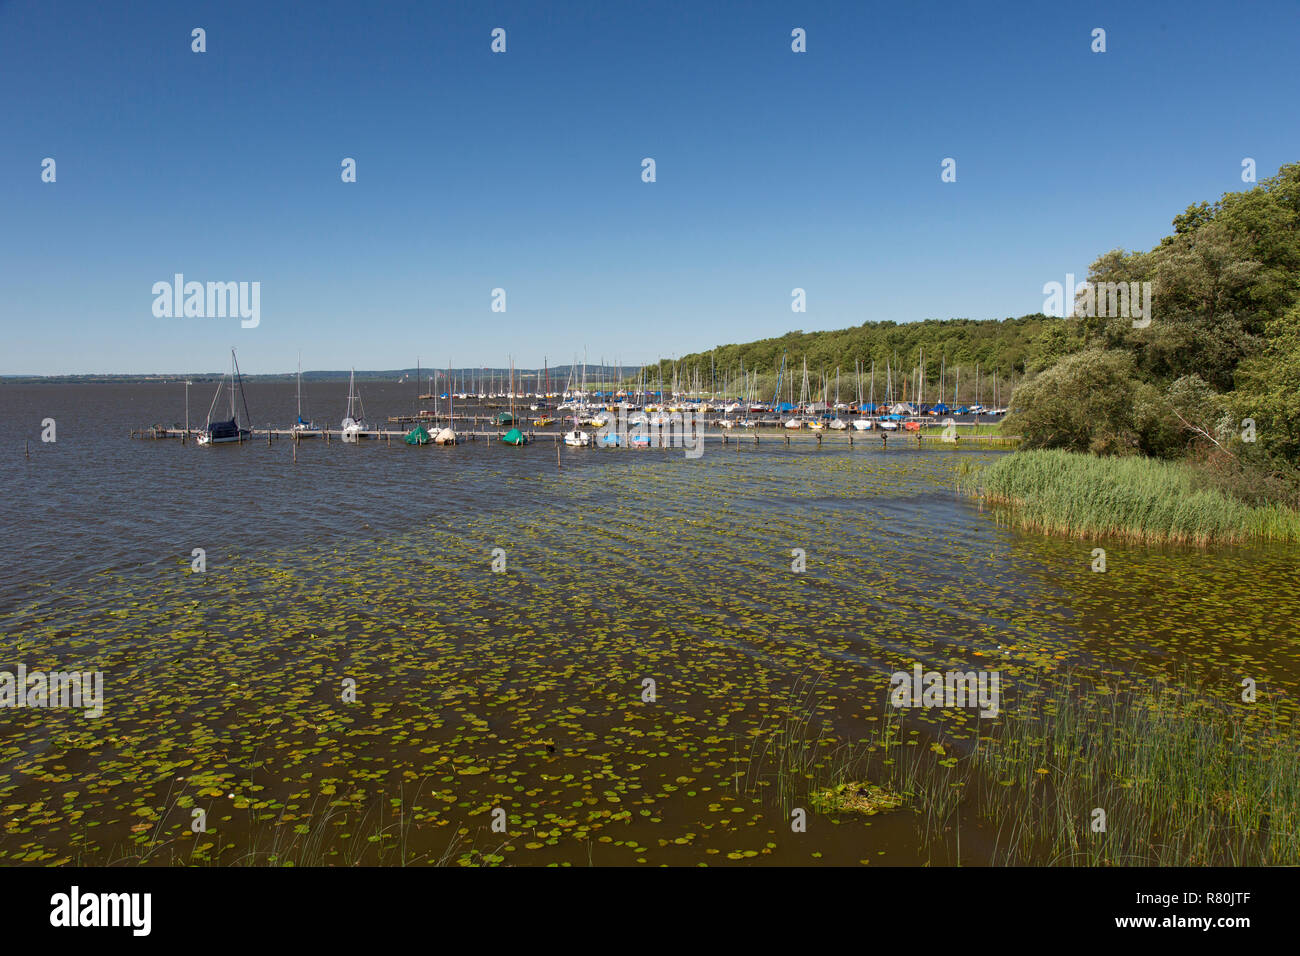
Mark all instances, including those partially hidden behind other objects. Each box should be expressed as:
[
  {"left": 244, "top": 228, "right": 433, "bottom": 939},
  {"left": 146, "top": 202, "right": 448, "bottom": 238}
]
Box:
[
  {"left": 961, "top": 449, "right": 1300, "bottom": 546},
  {"left": 757, "top": 676, "right": 1300, "bottom": 866}
]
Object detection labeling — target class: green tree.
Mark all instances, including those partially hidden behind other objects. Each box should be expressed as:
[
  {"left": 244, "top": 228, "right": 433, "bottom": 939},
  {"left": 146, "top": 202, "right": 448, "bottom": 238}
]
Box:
[
  {"left": 1004, "top": 350, "right": 1157, "bottom": 456},
  {"left": 1232, "top": 304, "right": 1300, "bottom": 466}
]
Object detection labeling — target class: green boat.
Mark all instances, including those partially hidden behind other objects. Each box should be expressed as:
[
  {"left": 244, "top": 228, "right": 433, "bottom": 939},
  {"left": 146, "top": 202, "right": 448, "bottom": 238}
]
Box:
[
  {"left": 500, "top": 427, "right": 528, "bottom": 446},
  {"left": 404, "top": 424, "right": 432, "bottom": 445},
  {"left": 491, "top": 412, "right": 515, "bottom": 426}
]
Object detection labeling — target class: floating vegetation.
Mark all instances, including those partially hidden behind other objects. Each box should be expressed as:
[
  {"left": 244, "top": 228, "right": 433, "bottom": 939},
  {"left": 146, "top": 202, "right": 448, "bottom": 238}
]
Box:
[
  {"left": 809, "top": 782, "right": 904, "bottom": 816},
  {"left": 1, "top": 444, "right": 1297, "bottom": 865}
]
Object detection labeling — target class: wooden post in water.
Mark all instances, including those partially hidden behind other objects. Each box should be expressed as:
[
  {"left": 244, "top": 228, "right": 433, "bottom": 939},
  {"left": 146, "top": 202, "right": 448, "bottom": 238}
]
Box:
[{"left": 26, "top": 439, "right": 30, "bottom": 459}]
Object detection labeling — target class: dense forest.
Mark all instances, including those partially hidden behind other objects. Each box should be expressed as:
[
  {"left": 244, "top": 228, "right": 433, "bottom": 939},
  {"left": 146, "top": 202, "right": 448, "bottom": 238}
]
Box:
[{"left": 638, "top": 314, "right": 1059, "bottom": 406}]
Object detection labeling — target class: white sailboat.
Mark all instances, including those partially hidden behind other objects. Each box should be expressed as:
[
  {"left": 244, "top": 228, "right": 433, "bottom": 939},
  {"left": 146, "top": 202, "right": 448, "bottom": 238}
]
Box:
[
  {"left": 436, "top": 360, "right": 458, "bottom": 444},
  {"left": 828, "top": 366, "right": 847, "bottom": 428},
  {"left": 564, "top": 407, "right": 591, "bottom": 447},
  {"left": 852, "top": 360, "right": 873, "bottom": 430},
  {"left": 341, "top": 368, "right": 367, "bottom": 442}
]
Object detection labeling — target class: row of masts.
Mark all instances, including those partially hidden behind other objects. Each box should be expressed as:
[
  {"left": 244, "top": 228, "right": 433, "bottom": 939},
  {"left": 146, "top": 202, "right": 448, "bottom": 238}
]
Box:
[
  {"left": 585, "top": 356, "right": 1011, "bottom": 412},
  {"left": 201, "top": 347, "right": 1015, "bottom": 434},
  {"left": 407, "top": 356, "right": 1010, "bottom": 409}
]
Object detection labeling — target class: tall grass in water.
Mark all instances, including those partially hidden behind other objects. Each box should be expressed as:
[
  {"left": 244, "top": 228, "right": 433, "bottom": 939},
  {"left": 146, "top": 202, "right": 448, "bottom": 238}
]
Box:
[
  {"left": 961, "top": 449, "right": 1300, "bottom": 545},
  {"left": 753, "top": 676, "right": 1300, "bottom": 865},
  {"left": 971, "top": 680, "right": 1300, "bottom": 865}
]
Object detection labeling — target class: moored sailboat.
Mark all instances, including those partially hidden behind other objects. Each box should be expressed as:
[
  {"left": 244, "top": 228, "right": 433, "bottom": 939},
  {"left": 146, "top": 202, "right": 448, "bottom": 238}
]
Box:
[
  {"left": 197, "top": 349, "right": 253, "bottom": 445},
  {"left": 341, "top": 368, "right": 367, "bottom": 442},
  {"left": 291, "top": 353, "right": 321, "bottom": 437}
]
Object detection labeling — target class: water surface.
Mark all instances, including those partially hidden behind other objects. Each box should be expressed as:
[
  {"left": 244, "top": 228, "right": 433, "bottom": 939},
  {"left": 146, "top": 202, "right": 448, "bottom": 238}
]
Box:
[{"left": 1, "top": 383, "right": 1296, "bottom": 865}]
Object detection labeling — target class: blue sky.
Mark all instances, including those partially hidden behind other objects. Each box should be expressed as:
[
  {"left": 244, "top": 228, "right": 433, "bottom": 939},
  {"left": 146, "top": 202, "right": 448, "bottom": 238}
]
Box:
[{"left": 2, "top": 0, "right": 1297, "bottom": 374}]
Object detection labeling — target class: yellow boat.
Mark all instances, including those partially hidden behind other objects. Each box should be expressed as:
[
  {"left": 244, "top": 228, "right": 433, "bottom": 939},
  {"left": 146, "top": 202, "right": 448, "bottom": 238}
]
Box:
[{"left": 534, "top": 416, "right": 556, "bottom": 426}]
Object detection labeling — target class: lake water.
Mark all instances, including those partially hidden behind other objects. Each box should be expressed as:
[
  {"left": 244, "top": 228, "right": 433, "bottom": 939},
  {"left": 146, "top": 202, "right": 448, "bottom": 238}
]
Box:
[{"left": 2, "top": 382, "right": 1297, "bottom": 865}]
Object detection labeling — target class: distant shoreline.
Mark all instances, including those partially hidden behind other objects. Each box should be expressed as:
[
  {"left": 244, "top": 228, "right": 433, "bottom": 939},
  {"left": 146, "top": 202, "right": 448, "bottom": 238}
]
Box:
[{"left": 0, "top": 366, "right": 634, "bottom": 385}]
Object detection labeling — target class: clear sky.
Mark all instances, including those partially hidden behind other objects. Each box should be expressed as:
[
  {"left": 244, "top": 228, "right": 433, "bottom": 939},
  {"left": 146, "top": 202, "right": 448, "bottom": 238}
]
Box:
[{"left": 2, "top": 0, "right": 1297, "bottom": 375}]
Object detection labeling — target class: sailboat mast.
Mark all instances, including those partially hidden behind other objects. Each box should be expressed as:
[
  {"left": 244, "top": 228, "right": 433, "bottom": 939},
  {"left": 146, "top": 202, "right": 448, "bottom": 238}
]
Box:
[{"left": 232, "top": 349, "right": 252, "bottom": 428}]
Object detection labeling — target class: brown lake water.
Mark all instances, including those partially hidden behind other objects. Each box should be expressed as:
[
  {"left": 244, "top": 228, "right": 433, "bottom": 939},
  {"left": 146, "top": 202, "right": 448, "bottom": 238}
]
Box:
[{"left": 2, "top": 382, "right": 1298, "bottom": 865}]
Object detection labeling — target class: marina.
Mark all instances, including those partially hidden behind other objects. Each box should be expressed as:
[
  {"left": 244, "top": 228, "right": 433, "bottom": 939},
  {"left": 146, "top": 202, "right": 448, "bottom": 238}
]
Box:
[
  {"left": 129, "top": 421, "right": 1017, "bottom": 445},
  {"left": 136, "top": 349, "right": 1016, "bottom": 448}
]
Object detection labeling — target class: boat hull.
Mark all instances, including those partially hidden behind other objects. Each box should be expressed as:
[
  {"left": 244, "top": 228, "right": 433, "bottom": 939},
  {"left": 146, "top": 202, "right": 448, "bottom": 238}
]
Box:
[{"left": 196, "top": 432, "right": 250, "bottom": 445}]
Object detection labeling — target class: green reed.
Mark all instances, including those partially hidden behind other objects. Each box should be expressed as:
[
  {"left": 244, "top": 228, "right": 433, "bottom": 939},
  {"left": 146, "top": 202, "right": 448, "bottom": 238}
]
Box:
[
  {"left": 962, "top": 449, "right": 1300, "bottom": 545},
  {"left": 756, "top": 674, "right": 1300, "bottom": 866}
]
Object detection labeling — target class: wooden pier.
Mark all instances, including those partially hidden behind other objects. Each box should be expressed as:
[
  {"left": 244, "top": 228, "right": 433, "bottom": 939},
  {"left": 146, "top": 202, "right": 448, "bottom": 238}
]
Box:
[{"left": 131, "top": 425, "right": 1018, "bottom": 446}]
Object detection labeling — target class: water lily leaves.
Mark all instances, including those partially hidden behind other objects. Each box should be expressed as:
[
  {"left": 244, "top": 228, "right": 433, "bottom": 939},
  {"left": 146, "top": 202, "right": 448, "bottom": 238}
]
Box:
[{"left": 1, "top": 445, "right": 1296, "bottom": 865}]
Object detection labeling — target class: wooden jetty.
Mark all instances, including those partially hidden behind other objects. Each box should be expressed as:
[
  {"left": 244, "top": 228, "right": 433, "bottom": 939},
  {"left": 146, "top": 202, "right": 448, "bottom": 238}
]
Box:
[{"left": 131, "top": 425, "right": 1019, "bottom": 446}]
